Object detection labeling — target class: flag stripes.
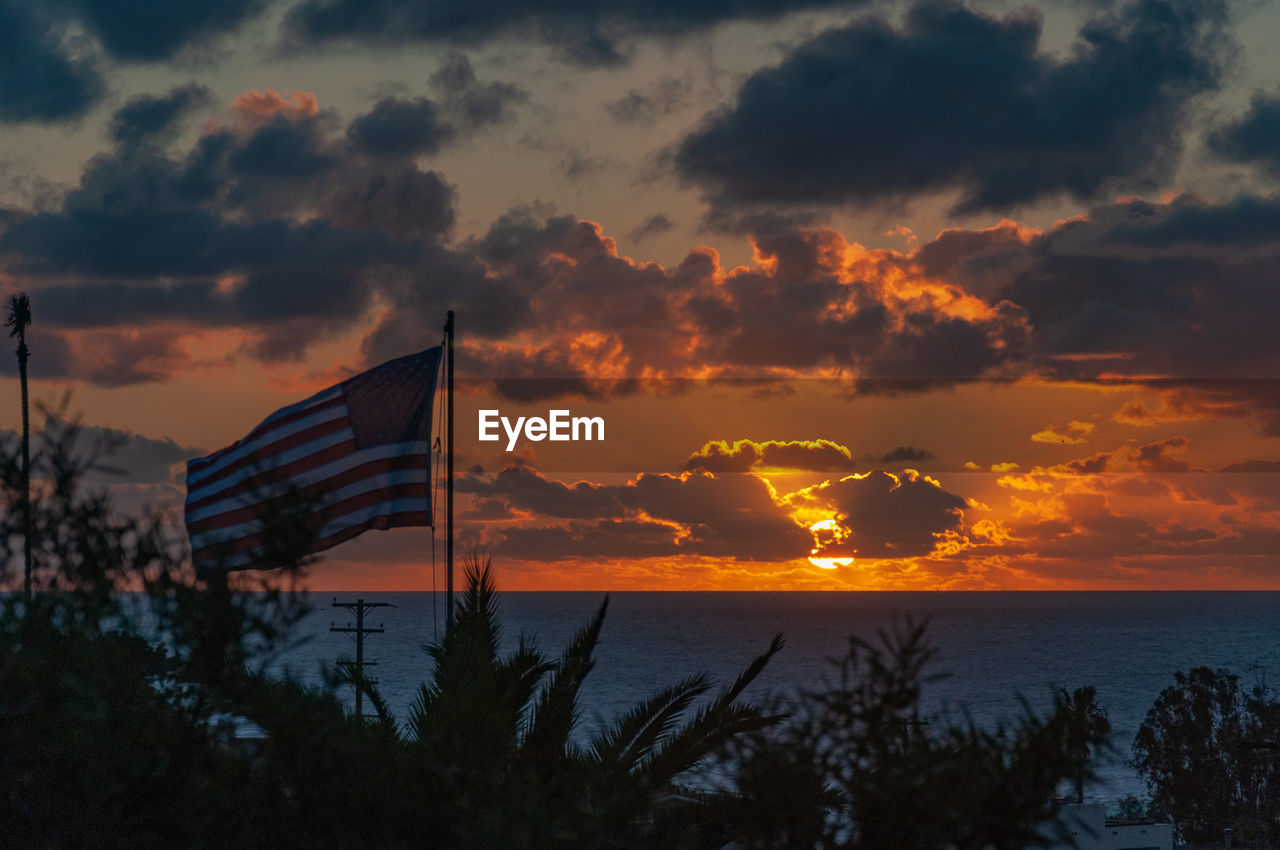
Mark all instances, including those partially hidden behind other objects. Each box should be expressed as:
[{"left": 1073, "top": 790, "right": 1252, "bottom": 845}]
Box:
[{"left": 184, "top": 348, "right": 442, "bottom": 571}]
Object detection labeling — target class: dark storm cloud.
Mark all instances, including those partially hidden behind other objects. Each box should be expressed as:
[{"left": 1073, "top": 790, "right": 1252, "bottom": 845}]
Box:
[
  {"left": 1209, "top": 90, "right": 1280, "bottom": 175},
  {"left": 64, "top": 0, "right": 267, "bottom": 62},
  {"left": 229, "top": 116, "right": 338, "bottom": 179},
  {"left": 793, "top": 469, "right": 967, "bottom": 559},
  {"left": 324, "top": 165, "right": 457, "bottom": 240},
  {"left": 283, "top": 0, "right": 866, "bottom": 67},
  {"left": 109, "top": 86, "right": 212, "bottom": 147},
  {"left": 0, "top": 2, "right": 104, "bottom": 123},
  {"left": 993, "top": 198, "right": 1280, "bottom": 384},
  {"left": 0, "top": 88, "right": 460, "bottom": 383},
  {"left": 1105, "top": 195, "right": 1280, "bottom": 249},
  {"left": 676, "top": 0, "right": 1229, "bottom": 216},
  {"left": 460, "top": 464, "right": 812, "bottom": 561},
  {"left": 901, "top": 194, "right": 1280, "bottom": 432},
  {"left": 349, "top": 97, "right": 454, "bottom": 158},
  {"left": 0, "top": 0, "right": 268, "bottom": 124},
  {"left": 348, "top": 55, "right": 527, "bottom": 158}
]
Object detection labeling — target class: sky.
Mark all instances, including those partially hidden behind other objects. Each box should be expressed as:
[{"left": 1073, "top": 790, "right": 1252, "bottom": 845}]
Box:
[{"left": 3, "top": 0, "right": 1280, "bottom": 590}]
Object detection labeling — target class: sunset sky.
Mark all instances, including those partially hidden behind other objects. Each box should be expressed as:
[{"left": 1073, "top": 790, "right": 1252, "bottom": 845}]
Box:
[{"left": 3, "top": 0, "right": 1280, "bottom": 590}]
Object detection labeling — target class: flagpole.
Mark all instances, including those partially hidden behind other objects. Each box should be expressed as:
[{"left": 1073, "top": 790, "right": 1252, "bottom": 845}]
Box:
[{"left": 444, "top": 310, "right": 455, "bottom": 633}]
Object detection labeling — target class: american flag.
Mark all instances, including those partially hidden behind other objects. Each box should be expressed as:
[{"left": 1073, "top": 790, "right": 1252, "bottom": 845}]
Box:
[{"left": 185, "top": 347, "right": 442, "bottom": 570}]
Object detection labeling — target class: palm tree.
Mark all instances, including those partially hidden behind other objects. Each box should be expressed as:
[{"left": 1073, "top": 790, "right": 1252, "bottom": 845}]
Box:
[
  {"left": 396, "top": 556, "right": 784, "bottom": 847},
  {"left": 4, "top": 292, "right": 31, "bottom": 598},
  {"left": 1059, "top": 685, "right": 1111, "bottom": 804}
]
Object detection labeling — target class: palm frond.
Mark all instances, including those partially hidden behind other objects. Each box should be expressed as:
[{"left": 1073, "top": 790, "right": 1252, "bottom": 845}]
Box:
[
  {"left": 589, "top": 673, "right": 713, "bottom": 772},
  {"left": 337, "top": 660, "right": 399, "bottom": 737},
  {"left": 639, "top": 634, "right": 785, "bottom": 786},
  {"left": 5, "top": 292, "right": 31, "bottom": 336},
  {"left": 499, "top": 637, "right": 555, "bottom": 735},
  {"left": 522, "top": 595, "right": 609, "bottom": 761}
]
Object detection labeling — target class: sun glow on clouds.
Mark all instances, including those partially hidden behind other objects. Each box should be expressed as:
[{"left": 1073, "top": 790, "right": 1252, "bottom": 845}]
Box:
[{"left": 808, "top": 518, "right": 853, "bottom": 569}]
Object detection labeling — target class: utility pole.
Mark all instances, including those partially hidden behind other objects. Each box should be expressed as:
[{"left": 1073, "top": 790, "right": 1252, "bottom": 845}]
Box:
[{"left": 330, "top": 598, "right": 391, "bottom": 719}]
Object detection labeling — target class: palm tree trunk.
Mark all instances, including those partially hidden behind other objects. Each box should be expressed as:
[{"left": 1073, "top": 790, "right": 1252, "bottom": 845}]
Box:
[{"left": 18, "top": 335, "right": 30, "bottom": 599}]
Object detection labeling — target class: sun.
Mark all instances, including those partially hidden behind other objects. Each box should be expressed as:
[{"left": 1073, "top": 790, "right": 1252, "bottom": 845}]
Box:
[{"left": 808, "top": 519, "right": 854, "bottom": 569}]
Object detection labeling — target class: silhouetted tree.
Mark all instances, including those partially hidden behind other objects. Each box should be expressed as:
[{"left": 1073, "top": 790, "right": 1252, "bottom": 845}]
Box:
[
  {"left": 1133, "top": 667, "right": 1280, "bottom": 847},
  {"left": 1060, "top": 685, "right": 1111, "bottom": 804},
  {"left": 4, "top": 292, "right": 32, "bottom": 598},
  {"left": 0, "top": 420, "right": 785, "bottom": 848},
  {"left": 0, "top": 414, "right": 283, "bottom": 845},
  {"left": 1, "top": 413, "right": 1127, "bottom": 849},
  {"left": 710, "top": 621, "right": 1108, "bottom": 849},
  {"left": 396, "top": 556, "right": 785, "bottom": 847}
]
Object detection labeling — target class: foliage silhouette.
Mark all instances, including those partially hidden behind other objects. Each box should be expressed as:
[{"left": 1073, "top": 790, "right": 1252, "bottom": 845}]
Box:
[
  {"left": 1133, "top": 666, "right": 1280, "bottom": 847},
  {"left": 0, "top": 417, "right": 785, "bottom": 847},
  {"left": 393, "top": 555, "right": 786, "bottom": 847},
  {"left": 1, "top": 414, "right": 1121, "bottom": 848},
  {"left": 707, "top": 621, "right": 1111, "bottom": 849},
  {"left": 1059, "top": 685, "right": 1111, "bottom": 804},
  {"left": 4, "top": 291, "right": 32, "bottom": 597}
]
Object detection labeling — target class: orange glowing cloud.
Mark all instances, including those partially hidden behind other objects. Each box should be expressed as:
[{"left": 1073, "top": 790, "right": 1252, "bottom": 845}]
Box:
[
  {"left": 1031, "top": 420, "right": 1096, "bottom": 445},
  {"left": 684, "top": 438, "right": 855, "bottom": 473},
  {"left": 230, "top": 89, "right": 319, "bottom": 127}
]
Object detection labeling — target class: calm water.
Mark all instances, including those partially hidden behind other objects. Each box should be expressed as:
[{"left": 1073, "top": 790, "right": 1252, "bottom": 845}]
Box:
[{"left": 273, "top": 591, "right": 1280, "bottom": 804}]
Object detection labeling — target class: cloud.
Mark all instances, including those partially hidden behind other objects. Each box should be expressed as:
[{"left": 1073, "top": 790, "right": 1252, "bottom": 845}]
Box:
[
  {"left": 109, "top": 85, "right": 213, "bottom": 147},
  {"left": 0, "top": 89, "right": 456, "bottom": 382},
  {"left": 347, "top": 55, "right": 526, "bottom": 159},
  {"left": 1031, "top": 420, "right": 1095, "bottom": 444},
  {"left": 877, "top": 445, "right": 934, "bottom": 463},
  {"left": 62, "top": 0, "right": 267, "bottom": 62},
  {"left": 675, "top": 0, "right": 1229, "bottom": 217},
  {"left": 1126, "top": 436, "right": 1193, "bottom": 473},
  {"left": 1209, "top": 89, "right": 1280, "bottom": 176},
  {"left": 0, "top": 3, "right": 104, "bottom": 123},
  {"left": 1218, "top": 460, "right": 1280, "bottom": 474},
  {"left": 231, "top": 89, "right": 319, "bottom": 125},
  {"left": 282, "top": 0, "right": 866, "bottom": 67},
  {"left": 951, "top": 458, "right": 1280, "bottom": 586},
  {"left": 790, "top": 469, "right": 968, "bottom": 559},
  {"left": 429, "top": 52, "right": 528, "bottom": 131},
  {"left": 357, "top": 214, "right": 1033, "bottom": 400},
  {"left": 10, "top": 87, "right": 1280, "bottom": 436},
  {"left": 348, "top": 97, "right": 454, "bottom": 158},
  {"left": 627, "top": 213, "right": 676, "bottom": 242},
  {"left": 604, "top": 76, "right": 693, "bottom": 124},
  {"left": 912, "top": 195, "right": 1280, "bottom": 433},
  {"left": 683, "top": 438, "right": 856, "bottom": 473},
  {"left": 0, "top": 0, "right": 268, "bottom": 125},
  {"left": 1105, "top": 194, "right": 1280, "bottom": 250},
  {"left": 460, "top": 464, "right": 812, "bottom": 561},
  {"left": 1054, "top": 451, "right": 1115, "bottom": 475},
  {"left": 1, "top": 416, "right": 202, "bottom": 485}
]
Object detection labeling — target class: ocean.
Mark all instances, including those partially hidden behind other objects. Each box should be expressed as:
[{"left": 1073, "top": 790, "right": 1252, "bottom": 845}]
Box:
[{"left": 272, "top": 591, "right": 1280, "bottom": 805}]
